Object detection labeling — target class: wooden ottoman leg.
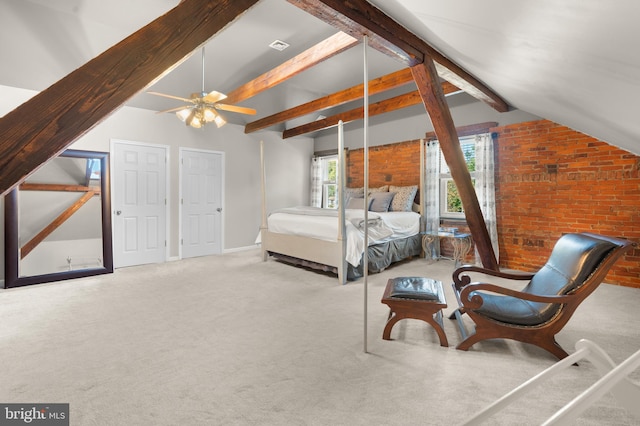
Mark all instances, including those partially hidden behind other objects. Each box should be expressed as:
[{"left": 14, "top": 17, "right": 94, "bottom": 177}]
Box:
[
  {"left": 424, "top": 310, "right": 448, "bottom": 347},
  {"left": 382, "top": 311, "right": 403, "bottom": 340}
]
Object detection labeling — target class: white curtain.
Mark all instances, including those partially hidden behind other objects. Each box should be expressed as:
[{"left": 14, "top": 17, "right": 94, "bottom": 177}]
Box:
[
  {"left": 475, "top": 132, "right": 499, "bottom": 264},
  {"left": 425, "top": 141, "right": 441, "bottom": 259},
  {"left": 310, "top": 157, "right": 322, "bottom": 207}
]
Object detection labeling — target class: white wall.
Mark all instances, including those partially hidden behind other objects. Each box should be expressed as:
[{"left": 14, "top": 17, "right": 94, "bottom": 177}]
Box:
[{"left": 1, "top": 85, "right": 313, "bottom": 281}]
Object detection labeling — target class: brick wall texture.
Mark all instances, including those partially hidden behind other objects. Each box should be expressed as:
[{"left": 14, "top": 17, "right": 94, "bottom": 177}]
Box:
[{"left": 346, "top": 119, "right": 640, "bottom": 288}]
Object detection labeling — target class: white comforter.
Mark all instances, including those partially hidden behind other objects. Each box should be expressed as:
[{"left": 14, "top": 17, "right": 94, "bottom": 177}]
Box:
[{"left": 266, "top": 206, "right": 420, "bottom": 267}]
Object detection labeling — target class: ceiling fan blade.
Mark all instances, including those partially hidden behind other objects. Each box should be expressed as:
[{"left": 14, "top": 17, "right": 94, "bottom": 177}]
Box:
[
  {"left": 147, "top": 91, "right": 195, "bottom": 103},
  {"left": 203, "top": 90, "right": 228, "bottom": 103},
  {"left": 215, "top": 103, "right": 257, "bottom": 115},
  {"left": 155, "top": 106, "right": 190, "bottom": 114}
]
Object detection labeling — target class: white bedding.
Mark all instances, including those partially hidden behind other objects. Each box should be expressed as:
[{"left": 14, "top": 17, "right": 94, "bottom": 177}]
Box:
[{"left": 265, "top": 207, "right": 420, "bottom": 267}]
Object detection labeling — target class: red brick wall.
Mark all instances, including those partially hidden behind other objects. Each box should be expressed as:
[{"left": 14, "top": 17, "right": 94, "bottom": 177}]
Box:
[
  {"left": 346, "top": 139, "right": 421, "bottom": 187},
  {"left": 344, "top": 119, "right": 640, "bottom": 288},
  {"left": 494, "top": 119, "right": 640, "bottom": 288}
]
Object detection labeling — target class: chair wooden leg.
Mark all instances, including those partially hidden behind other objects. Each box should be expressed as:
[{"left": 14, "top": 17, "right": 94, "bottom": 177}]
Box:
[
  {"left": 536, "top": 338, "right": 570, "bottom": 360},
  {"left": 456, "top": 331, "right": 485, "bottom": 351}
]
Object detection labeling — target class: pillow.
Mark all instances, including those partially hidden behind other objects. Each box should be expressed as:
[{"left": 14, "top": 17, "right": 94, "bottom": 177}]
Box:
[
  {"left": 344, "top": 187, "right": 365, "bottom": 199},
  {"left": 369, "top": 192, "right": 396, "bottom": 212},
  {"left": 389, "top": 185, "right": 418, "bottom": 212},
  {"left": 346, "top": 197, "right": 370, "bottom": 210},
  {"left": 368, "top": 185, "right": 389, "bottom": 194}
]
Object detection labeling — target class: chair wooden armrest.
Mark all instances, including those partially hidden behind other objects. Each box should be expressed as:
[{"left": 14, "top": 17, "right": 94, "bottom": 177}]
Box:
[
  {"left": 453, "top": 265, "right": 535, "bottom": 290},
  {"left": 457, "top": 282, "right": 574, "bottom": 310}
]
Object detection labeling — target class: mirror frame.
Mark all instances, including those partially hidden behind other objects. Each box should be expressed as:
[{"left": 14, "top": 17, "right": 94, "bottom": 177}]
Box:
[{"left": 4, "top": 149, "right": 113, "bottom": 288}]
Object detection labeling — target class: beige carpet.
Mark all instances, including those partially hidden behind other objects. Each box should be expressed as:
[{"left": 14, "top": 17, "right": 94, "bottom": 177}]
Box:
[{"left": 1, "top": 248, "right": 639, "bottom": 425}]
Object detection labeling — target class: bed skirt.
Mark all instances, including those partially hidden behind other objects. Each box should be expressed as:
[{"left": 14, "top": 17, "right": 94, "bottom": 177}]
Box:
[{"left": 268, "top": 234, "right": 422, "bottom": 281}]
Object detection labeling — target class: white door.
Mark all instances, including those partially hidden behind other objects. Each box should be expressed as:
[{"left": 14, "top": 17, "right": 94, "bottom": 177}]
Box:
[
  {"left": 180, "top": 148, "right": 223, "bottom": 259},
  {"left": 112, "top": 141, "right": 168, "bottom": 268}
]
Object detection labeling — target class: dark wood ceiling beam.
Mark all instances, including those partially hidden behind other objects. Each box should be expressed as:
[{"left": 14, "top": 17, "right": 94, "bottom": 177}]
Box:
[
  {"left": 245, "top": 67, "right": 416, "bottom": 133},
  {"left": 287, "top": 0, "right": 423, "bottom": 66},
  {"left": 0, "top": 0, "right": 260, "bottom": 197},
  {"left": 223, "top": 31, "right": 358, "bottom": 105},
  {"left": 287, "top": 0, "right": 509, "bottom": 113},
  {"left": 411, "top": 59, "right": 498, "bottom": 270},
  {"left": 282, "top": 81, "right": 460, "bottom": 138}
]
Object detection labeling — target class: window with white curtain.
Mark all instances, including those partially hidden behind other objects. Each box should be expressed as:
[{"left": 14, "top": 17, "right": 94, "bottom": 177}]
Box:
[
  {"left": 320, "top": 155, "right": 338, "bottom": 209},
  {"left": 439, "top": 136, "right": 476, "bottom": 218}
]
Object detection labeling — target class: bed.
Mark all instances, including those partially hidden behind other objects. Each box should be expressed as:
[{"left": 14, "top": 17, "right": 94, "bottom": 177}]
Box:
[{"left": 259, "top": 138, "right": 426, "bottom": 284}]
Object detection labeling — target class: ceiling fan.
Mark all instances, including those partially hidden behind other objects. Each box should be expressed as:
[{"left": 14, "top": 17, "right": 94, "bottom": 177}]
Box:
[{"left": 148, "top": 47, "right": 256, "bottom": 128}]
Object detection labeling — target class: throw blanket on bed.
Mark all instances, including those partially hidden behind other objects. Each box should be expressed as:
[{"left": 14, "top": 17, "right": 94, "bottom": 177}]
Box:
[{"left": 272, "top": 206, "right": 393, "bottom": 240}]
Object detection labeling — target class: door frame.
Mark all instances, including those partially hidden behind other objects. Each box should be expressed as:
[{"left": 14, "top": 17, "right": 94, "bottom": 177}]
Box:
[
  {"left": 178, "top": 147, "right": 225, "bottom": 259},
  {"left": 110, "top": 139, "right": 171, "bottom": 267}
]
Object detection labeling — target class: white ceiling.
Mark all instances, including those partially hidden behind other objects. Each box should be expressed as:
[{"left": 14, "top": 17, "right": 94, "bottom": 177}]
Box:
[
  {"left": 3, "top": 0, "right": 640, "bottom": 155},
  {"left": 369, "top": 0, "right": 640, "bottom": 155}
]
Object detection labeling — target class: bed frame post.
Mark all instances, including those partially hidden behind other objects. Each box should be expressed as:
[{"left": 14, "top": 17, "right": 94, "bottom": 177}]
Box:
[
  {"left": 260, "top": 140, "right": 268, "bottom": 261},
  {"left": 337, "top": 121, "right": 347, "bottom": 284},
  {"left": 419, "top": 139, "right": 426, "bottom": 258}
]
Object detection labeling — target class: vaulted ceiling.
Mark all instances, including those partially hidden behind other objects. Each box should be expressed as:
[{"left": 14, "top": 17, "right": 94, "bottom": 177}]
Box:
[{"left": 3, "top": 0, "right": 639, "bottom": 157}]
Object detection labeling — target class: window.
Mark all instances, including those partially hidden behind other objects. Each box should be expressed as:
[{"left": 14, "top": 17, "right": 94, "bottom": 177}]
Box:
[
  {"left": 440, "top": 137, "right": 476, "bottom": 218},
  {"left": 320, "top": 155, "right": 338, "bottom": 209}
]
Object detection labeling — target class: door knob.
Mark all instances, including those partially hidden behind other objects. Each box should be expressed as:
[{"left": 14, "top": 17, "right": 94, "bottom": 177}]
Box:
[
  {"left": 115, "top": 210, "right": 122, "bottom": 215},
  {"left": 216, "top": 208, "right": 222, "bottom": 212}
]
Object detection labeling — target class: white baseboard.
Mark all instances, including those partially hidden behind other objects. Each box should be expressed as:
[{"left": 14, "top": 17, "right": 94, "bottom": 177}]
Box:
[{"left": 224, "top": 245, "right": 259, "bottom": 254}]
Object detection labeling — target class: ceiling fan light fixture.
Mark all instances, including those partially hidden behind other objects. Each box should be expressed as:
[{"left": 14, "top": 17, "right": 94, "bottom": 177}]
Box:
[
  {"left": 213, "top": 114, "right": 226, "bottom": 128},
  {"left": 203, "top": 107, "right": 217, "bottom": 122},
  {"left": 190, "top": 116, "right": 203, "bottom": 129},
  {"left": 204, "top": 107, "right": 227, "bottom": 128},
  {"left": 176, "top": 108, "right": 191, "bottom": 122},
  {"left": 176, "top": 106, "right": 226, "bottom": 129}
]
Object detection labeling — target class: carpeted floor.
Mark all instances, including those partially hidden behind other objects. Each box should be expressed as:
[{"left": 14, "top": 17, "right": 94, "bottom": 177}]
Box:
[{"left": 1, "top": 248, "right": 639, "bottom": 425}]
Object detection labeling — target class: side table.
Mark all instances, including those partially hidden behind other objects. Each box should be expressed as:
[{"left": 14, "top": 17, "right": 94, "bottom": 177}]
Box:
[{"left": 422, "top": 232, "right": 473, "bottom": 267}]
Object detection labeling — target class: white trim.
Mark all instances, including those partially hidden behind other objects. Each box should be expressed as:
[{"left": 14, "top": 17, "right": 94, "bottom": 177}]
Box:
[{"left": 223, "top": 245, "right": 256, "bottom": 254}]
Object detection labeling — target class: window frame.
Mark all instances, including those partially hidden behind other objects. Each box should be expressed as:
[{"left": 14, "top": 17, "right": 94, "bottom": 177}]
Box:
[
  {"left": 439, "top": 136, "right": 476, "bottom": 219},
  {"left": 320, "top": 155, "right": 338, "bottom": 209}
]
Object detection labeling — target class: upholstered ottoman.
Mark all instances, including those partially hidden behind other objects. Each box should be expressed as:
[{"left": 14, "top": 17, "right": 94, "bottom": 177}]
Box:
[{"left": 381, "top": 277, "right": 448, "bottom": 347}]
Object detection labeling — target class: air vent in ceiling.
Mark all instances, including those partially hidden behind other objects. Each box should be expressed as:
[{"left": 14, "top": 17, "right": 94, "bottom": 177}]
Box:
[{"left": 269, "top": 40, "right": 290, "bottom": 51}]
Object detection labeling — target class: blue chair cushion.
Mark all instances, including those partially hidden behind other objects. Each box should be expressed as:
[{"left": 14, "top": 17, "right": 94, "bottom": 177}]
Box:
[{"left": 473, "top": 233, "right": 618, "bottom": 326}]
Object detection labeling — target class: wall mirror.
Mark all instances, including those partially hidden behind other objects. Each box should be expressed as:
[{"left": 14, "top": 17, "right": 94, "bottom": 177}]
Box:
[{"left": 4, "top": 149, "right": 113, "bottom": 288}]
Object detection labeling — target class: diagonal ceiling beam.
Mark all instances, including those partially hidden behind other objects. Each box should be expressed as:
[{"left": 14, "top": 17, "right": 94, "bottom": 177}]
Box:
[
  {"left": 282, "top": 81, "right": 461, "bottom": 138},
  {"left": 0, "top": 0, "right": 260, "bottom": 197},
  {"left": 287, "top": 0, "right": 509, "bottom": 113},
  {"left": 245, "top": 67, "right": 415, "bottom": 133},
  {"left": 412, "top": 58, "right": 498, "bottom": 270},
  {"left": 223, "top": 31, "right": 358, "bottom": 105}
]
